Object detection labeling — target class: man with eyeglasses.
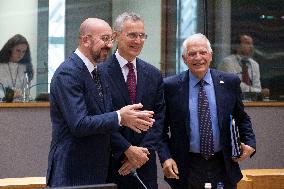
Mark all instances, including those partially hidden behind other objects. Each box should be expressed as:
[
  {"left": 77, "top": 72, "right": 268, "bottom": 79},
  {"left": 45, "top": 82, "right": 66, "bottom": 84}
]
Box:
[
  {"left": 47, "top": 18, "right": 155, "bottom": 187},
  {"left": 100, "top": 12, "right": 165, "bottom": 189}
]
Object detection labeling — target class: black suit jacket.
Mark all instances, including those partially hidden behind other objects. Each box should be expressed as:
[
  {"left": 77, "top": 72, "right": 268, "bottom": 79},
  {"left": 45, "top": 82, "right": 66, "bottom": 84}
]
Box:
[
  {"left": 47, "top": 53, "right": 120, "bottom": 187},
  {"left": 100, "top": 54, "right": 165, "bottom": 186},
  {"left": 158, "top": 69, "right": 256, "bottom": 189}
]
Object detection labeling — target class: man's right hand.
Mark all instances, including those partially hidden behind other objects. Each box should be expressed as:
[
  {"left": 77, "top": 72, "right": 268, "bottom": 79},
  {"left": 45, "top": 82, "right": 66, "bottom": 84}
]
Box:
[
  {"left": 118, "top": 103, "right": 155, "bottom": 133},
  {"left": 162, "top": 158, "right": 179, "bottom": 179},
  {"left": 124, "top": 145, "right": 149, "bottom": 168}
]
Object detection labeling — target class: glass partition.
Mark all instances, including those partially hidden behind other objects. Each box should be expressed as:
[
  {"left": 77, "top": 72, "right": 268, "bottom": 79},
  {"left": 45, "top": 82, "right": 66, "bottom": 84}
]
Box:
[
  {"left": 225, "top": 0, "right": 284, "bottom": 101},
  {"left": 0, "top": 0, "right": 283, "bottom": 102},
  {"left": 177, "top": 0, "right": 284, "bottom": 102}
]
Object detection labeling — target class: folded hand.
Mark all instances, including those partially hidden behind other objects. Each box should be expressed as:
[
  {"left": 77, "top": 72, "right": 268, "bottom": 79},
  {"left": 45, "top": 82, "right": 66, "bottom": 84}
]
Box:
[{"left": 119, "top": 103, "right": 155, "bottom": 133}]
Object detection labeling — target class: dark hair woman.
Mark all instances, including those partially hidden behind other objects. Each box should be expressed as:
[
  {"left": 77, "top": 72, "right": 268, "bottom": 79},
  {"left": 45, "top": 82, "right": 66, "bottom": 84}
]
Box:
[{"left": 0, "top": 34, "right": 34, "bottom": 100}]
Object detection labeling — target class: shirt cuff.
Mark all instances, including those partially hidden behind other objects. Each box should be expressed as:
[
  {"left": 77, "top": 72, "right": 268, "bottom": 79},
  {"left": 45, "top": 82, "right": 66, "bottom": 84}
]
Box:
[{"left": 116, "top": 111, "right": 122, "bottom": 126}]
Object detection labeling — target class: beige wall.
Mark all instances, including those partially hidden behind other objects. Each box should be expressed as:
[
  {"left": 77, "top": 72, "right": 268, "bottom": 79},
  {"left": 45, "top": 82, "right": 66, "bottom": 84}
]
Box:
[{"left": 1, "top": 106, "right": 283, "bottom": 189}]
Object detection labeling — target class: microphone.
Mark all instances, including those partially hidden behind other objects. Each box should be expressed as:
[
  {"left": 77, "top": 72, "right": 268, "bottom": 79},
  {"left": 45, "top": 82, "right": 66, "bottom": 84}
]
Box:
[
  {"left": 130, "top": 169, "right": 148, "bottom": 189},
  {"left": 249, "top": 59, "right": 253, "bottom": 92},
  {"left": 0, "top": 82, "right": 5, "bottom": 99},
  {"left": 0, "top": 82, "right": 4, "bottom": 93}
]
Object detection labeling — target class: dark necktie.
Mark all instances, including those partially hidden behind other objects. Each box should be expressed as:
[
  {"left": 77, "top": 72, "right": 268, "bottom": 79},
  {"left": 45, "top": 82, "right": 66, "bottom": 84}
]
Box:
[
  {"left": 241, "top": 59, "right": 251, "bottom": 86},
  {"left": 126, "top": 62, "right": 136, "bottom": 104},
  {"left": 198, "top": 79, "right": 214, "bottom": 159},
  {"left": 92, "top": 67, "right": 103, "bottom": 101}
]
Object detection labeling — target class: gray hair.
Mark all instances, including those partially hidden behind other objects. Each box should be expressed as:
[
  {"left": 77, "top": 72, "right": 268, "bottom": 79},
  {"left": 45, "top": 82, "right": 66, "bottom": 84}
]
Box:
[
  {"left": 114, "top": 12, "right": 144, "bottom": 32},
  {"left": 182, "top": 33, "right": 213, "bottom": 56}
]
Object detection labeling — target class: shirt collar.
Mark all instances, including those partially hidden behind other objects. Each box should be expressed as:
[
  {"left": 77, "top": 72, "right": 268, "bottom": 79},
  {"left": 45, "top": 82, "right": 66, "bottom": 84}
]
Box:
[
  {"left": 236, "top": 54, "right": 252, "bottom": 63},
  {"left": 189, "top": 69, "right": 213, "bottom": 87},
  {"left": 75, "top": 48, "right": 96, "bottom": 73},
  {"left": 115, "top": 50, "right": 137, "bottom": 69}
]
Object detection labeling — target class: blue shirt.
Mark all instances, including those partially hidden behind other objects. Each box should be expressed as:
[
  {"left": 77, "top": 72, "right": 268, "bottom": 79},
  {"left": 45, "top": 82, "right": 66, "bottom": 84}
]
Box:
[{"left": 188, "top": 69, "right": 221, "bottom": 153}]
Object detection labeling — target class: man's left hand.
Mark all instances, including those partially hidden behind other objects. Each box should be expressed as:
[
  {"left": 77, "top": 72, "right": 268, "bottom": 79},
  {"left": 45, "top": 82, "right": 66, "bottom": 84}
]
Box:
[
  {"left": 118, "top": 159, "right": 136, "bottom": 176},
  {"left": 232, "top": 143, "right": 255, "bottom": 162}
]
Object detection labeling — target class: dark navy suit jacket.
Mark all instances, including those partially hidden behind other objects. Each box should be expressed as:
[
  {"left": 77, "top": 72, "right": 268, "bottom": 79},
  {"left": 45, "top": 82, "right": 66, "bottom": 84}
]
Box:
[
  {"left": 100, "top": 54, "right": 165, "bottom": 188},
  {"left": 158, "top": 69, "right": 256, "bottom": 189},
  {"left": 47, "top": 53, "right": 120, "bottom": 187}
]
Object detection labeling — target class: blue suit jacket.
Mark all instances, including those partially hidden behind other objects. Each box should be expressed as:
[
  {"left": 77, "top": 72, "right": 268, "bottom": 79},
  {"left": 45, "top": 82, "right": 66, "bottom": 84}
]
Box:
[
  {"left": 47, "top": 53, "right": 120, "bottom": 187},
  {"left": 100, "top": 54, "right": 165, "bottom": 186},
  {"left": 158, "top": 69, "right": 256, "bottom": 189}
]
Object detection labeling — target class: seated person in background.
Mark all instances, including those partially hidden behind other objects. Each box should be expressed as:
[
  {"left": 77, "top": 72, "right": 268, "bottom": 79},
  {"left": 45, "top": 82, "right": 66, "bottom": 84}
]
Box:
[
  {"left": 0, "top": 34, "right": 33, "bottom": 100},
  {"left": 218, "top": 34, "right": 262, "bottom": 93}
]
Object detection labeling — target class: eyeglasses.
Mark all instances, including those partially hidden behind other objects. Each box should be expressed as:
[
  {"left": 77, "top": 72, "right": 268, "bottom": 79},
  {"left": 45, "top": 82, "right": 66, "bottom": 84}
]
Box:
[
  {"left": 100, "top": 35, "right": 114, "bottom": 43},
  {"left": 126, "top": 32, "right": 148, "bottom": 40},
  {"left": 87, "top": 34, "right": 114, "bottom": 43}
]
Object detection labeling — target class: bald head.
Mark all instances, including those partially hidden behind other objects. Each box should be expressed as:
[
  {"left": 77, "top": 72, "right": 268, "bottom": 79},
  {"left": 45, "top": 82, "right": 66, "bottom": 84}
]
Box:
[
  {"left": 237, "top": 34, "right": 254, "bottom": 58},
  {"left": 78, "top": 18, "right": 113, "bottom": 65},
  {"left": 240, "top": 35, "right": 253, "bottom": 43},
  {"left": 79, "top": 18, "right": 111, "bottom": 37}
]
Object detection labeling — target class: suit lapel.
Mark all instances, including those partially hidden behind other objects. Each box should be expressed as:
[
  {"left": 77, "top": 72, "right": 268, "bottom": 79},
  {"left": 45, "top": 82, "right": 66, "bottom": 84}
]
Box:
[
  {"left": 210, "top": 69, "right": 225, "bottom": 130},
  {"left": 107, "top": 55, "right": 130, "bottom": 104},
  {"left": 136, "top": 59, "right": 147, "bottom": 103},
  {"left": 71, "top": 53, "right": 105, "bottom": 112},
  {"left": 178, "top": 71, "right": 190, "bottom": 135}
]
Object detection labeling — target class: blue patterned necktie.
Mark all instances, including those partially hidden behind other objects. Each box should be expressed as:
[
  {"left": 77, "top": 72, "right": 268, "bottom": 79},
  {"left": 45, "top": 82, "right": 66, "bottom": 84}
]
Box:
[
  {"left": 198, "top": 79, "right": 214, "bottom": 159},
  {"left": 126, "top": 62, "right": 136, "bottom": 104},
  {"left": 92, "top": 67, "right": 103, "bottom": 101}
]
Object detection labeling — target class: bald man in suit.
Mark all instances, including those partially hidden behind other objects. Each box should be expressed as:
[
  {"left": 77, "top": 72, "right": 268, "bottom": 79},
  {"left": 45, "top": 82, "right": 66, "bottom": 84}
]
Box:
[{"left": 47, "top": 18, "right": 154, "bottom": 187}]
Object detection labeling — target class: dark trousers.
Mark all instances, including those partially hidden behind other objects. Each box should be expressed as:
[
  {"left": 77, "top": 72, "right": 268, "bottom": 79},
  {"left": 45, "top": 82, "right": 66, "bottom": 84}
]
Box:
[
  {"left": 187, "top": 151, "right": 236, "bottom": 189},
  {"left": 110, "top": 173, "right": 157, "bottom": 189},
  {"left": 107, "top": 153, "right": 158, "bottom": 189}
]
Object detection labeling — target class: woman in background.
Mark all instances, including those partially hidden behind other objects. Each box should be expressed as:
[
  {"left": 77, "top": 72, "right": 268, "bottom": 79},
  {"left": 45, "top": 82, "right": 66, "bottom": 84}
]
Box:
[{"left": 0, "top": 34, "right": 33, "bottom": 100}]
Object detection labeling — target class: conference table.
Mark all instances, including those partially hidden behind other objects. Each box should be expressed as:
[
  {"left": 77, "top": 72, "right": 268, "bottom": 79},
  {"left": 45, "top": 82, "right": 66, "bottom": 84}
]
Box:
[
  {"left": 237, "top": 169, "right": 284, "bottom": 189},
  {"left": 1, "top": 169, "right": 284, "bottom": 188}
]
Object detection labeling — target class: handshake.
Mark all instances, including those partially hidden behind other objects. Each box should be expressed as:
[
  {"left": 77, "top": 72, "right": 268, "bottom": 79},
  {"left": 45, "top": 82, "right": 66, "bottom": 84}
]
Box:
[{"left": 118, "top": 103, "right": 155, "bottom": 133}]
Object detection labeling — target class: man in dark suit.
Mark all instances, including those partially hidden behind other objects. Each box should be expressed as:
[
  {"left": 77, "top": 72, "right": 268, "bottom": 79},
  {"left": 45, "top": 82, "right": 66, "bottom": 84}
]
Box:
[
  {"left": 46, "top": 18, "right": 155, "bottom": 187},
  {"left": 158, "top": 33, "right": 256, "bottom": 189},
  {"left": 101, "top": 12, "right": 165, "bottom": 189}
]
